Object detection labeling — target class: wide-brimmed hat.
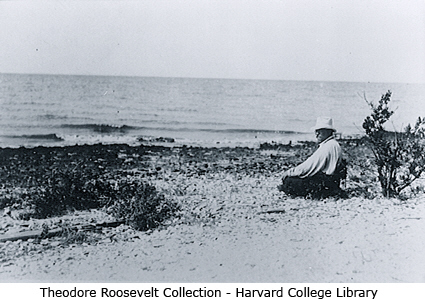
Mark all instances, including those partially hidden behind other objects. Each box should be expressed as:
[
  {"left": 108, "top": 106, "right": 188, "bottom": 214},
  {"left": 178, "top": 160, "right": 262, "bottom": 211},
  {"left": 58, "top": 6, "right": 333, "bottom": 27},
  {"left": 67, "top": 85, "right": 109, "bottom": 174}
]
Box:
[{"left": 311, "top": 117, "right": 336, "bottom": 132}]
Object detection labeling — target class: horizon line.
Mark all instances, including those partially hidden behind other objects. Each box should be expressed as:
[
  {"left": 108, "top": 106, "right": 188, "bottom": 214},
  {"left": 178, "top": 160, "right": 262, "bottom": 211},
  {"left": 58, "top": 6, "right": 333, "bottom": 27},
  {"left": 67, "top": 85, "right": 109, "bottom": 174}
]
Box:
[{"left": 0, "top": 71, "right": 423, "bottom": 85}]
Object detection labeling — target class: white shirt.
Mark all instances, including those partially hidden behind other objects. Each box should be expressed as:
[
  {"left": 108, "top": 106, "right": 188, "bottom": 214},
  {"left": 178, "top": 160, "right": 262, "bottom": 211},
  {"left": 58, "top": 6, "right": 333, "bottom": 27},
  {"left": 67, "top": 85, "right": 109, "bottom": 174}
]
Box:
[{"left": 285, "top": 136, "right": 342, "bottom": 178}]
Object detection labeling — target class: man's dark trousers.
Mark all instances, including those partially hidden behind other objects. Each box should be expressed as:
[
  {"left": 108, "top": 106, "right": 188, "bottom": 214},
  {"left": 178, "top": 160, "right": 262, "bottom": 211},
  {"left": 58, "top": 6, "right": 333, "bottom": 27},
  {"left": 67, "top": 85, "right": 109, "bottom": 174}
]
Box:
[{"left": 279, "top": 172, "right": 342, "bottom": 198}]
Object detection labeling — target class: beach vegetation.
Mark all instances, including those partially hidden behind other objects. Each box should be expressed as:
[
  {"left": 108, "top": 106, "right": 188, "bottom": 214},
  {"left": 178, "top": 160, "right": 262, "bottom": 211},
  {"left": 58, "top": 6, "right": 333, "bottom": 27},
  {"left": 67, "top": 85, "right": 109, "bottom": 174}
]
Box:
[
  {"left": 106, "top": 180, "right": 179, "bottom": 231},
  {"left": 58, "top": 222, "right": 99, "bottom": 246},
  {"left": 362, "top": 90, "right": 425, "bottom": 197},
  {"left": 29, "top": 169, "right": 113, "bottom": 218},
  {"left": 11, "top": 166, "right": 179, "bottom": 231}
]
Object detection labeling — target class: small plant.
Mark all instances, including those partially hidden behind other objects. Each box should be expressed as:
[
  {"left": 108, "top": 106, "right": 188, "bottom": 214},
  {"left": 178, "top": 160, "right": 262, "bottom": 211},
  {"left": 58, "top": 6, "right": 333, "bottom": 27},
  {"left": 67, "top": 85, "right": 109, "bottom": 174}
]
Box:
[
  {"left": 107, "top": 180, "right": 179, "bottom": 231},
  {"left": 59, "top": 222, "right": 95, "bottom": 246},
  {"left": 362, "top": 90, "right": 425, "bottom": 197},
  {"left": 29, "top": 169, "right": 113, "bottom": 218}
]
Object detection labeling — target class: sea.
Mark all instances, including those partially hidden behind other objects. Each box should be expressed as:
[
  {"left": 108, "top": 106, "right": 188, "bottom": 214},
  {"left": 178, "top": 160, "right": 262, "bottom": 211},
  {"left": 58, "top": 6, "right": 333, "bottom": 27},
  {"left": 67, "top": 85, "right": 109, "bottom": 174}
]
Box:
[{"left": 0, "top": 73, "right": 424, "bottom": 148}]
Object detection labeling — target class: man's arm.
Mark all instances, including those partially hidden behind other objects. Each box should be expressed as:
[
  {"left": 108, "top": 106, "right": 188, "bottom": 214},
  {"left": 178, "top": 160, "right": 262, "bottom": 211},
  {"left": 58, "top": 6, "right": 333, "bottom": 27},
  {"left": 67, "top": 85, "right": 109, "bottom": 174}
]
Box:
[
  {"left": 284, "top": 139, "right": 343, "bottom": 178},
  {"left": 285, "top": 149, "right": 329, "bottom": 178}
]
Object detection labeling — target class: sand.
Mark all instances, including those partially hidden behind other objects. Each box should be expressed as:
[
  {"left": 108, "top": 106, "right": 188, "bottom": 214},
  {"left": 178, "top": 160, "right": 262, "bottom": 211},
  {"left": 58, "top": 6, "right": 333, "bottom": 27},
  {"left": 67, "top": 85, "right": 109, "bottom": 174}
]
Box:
[{"left": 0, "top": 142, "right": 424, "bottom": 282}]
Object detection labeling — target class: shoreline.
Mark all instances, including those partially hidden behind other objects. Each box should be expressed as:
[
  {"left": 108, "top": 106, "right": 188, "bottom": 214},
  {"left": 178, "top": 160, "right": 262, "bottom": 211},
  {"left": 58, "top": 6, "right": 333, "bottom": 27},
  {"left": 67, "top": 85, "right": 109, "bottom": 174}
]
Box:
[
  {"left": 0, "top": 130, "right": 365, "bottom": 151},
  {"left": 1, "top": 139, "right": 424, "bottom": 282}
]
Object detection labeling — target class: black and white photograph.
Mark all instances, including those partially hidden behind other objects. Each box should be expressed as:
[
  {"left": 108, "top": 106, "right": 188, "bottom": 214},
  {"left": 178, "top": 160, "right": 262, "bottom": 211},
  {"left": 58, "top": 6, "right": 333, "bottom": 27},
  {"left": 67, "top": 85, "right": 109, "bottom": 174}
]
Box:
[{"left": 1, "top": 0, "right": 425, "bottom": 286}]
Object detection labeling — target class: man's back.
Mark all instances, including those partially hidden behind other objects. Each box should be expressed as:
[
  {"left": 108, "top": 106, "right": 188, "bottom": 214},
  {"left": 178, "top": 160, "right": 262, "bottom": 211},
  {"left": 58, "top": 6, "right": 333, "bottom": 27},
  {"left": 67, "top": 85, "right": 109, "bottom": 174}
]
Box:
[{"left": 285, "top": 136, "right": 342, "bottom": 178}]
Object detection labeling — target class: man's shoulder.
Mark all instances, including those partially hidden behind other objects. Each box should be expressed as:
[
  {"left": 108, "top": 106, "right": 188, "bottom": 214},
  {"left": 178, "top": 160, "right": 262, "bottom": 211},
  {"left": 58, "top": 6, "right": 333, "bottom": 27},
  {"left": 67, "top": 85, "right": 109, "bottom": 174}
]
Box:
[
  {"left": 329, "top": 138, "right": 340, "bottom": 145},
  {"left": 322, "top": 138, "right": 341, "bottom": 149}
]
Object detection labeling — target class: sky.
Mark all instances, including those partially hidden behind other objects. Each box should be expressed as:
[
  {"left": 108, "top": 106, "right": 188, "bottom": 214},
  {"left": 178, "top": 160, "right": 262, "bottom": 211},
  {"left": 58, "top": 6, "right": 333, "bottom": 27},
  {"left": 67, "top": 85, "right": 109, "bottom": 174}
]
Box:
[{"left": 0, "top": 0, "right": 424, "bottom": 83}]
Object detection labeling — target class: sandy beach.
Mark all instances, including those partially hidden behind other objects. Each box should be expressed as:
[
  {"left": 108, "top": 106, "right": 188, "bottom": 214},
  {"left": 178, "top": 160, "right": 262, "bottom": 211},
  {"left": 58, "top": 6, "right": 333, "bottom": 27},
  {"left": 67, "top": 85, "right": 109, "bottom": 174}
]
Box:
[{"left": 1, "top": 140, "right": 424, "bottom": 282}]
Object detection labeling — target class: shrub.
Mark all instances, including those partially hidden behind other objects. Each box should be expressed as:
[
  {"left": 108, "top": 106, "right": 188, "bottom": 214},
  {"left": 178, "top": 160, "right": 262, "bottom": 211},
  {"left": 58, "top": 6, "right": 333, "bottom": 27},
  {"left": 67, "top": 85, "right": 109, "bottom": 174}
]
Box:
[
  {"left": 362, "top": 90, "right": 425, "bottom": 197},
  {"left": 0, "top": 188, "right": 30, "bottom": 210},
  {"left": 107, "top": 180, "right": 179, "bottom": 231},
  {"left": 20, "top": 167, "right": 178, "bottom": 231},
  {"left": 29, "top": 169, "right": 113, "bottom": 218}
]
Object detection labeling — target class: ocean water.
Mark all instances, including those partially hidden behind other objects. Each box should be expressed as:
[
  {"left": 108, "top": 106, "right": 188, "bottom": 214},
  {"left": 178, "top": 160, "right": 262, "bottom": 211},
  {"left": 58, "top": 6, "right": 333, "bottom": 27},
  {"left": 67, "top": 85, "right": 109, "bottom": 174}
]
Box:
[{"left": 0, "top": 73, "right": 424, "bottom": 148}]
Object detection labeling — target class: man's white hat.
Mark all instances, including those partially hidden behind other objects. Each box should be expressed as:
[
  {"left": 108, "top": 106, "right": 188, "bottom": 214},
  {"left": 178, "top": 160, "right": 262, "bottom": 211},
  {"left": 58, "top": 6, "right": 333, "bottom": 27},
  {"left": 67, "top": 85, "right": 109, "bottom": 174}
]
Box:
[{"left": 312, "top": 117, "right": 336, "bottom": 132}]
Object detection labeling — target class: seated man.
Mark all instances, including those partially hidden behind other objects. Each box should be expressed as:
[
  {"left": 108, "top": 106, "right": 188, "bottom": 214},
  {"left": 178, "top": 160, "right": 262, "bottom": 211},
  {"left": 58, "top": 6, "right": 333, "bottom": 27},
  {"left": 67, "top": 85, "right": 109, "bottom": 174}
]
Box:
[{"left": 278, "top": 117, "right": 346, "bottom": 198}]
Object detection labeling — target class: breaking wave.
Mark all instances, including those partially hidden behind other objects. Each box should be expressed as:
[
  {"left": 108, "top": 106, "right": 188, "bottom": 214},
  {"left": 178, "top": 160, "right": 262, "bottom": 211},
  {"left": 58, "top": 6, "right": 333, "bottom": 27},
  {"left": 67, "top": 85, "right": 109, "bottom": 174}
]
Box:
[
  {"left": 60, "top": 124, "right": 137, "bottom": 133},
  {"left": 6, "top": 133, "right": 64, "bottom": 141}
]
